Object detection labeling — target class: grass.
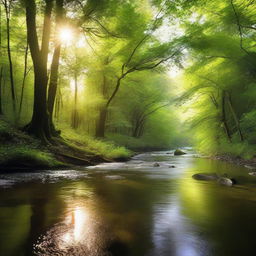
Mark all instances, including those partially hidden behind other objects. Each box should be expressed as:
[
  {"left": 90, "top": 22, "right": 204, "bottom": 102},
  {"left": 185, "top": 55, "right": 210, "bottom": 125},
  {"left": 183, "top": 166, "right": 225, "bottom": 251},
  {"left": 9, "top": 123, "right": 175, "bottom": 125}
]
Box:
[
  {"left": 0, "top": 120, "right": 133, "bottom": 170},
  {"left": 0, "top": 119, "right": 61, "bottom": 169},
  {"left": 60, "top": 126, "right": 133, "bottom": 160}
]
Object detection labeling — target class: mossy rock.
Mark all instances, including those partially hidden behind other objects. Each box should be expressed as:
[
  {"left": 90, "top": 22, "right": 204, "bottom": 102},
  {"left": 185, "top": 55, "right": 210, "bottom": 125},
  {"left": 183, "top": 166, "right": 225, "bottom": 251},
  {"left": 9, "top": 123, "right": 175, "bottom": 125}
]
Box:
[{"left": 174, "top": 149, "right": 186, "bottom": 156}]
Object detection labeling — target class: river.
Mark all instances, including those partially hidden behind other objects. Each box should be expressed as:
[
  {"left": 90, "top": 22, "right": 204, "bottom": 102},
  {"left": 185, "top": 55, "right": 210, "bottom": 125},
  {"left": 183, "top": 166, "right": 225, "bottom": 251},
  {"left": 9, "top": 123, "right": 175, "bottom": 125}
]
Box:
[{"left": 1, "top": 149, "right": 256, "bottom": 256}]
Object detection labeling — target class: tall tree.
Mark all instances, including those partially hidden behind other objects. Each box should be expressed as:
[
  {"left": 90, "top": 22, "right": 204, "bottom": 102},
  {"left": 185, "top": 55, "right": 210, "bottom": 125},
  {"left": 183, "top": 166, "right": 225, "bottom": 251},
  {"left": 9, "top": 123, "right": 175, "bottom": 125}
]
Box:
[
  {"left": 23, "top": 0, "right": 53, "bottom": 142},
  {"left": 1, "top": 0, "right": 16, "bottom": 114},
  {"left": 47, "top": 0, "right": 64, "bottom": 135}
]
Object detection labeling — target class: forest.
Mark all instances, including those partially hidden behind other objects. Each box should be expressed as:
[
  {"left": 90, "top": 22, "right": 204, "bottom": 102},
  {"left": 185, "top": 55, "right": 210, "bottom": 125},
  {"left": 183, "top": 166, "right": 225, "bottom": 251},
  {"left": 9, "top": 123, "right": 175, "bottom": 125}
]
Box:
[
  {"left": 2, "top": 1, "right": 256, "bottom": 256},
  {"left": 0, "top": 0, "right": 256, "bottom": 168}
]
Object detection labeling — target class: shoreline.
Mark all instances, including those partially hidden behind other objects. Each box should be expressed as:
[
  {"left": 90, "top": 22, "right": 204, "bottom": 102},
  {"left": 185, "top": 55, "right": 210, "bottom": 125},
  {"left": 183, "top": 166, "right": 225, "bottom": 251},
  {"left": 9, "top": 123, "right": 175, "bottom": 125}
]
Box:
[{"left": 213, "top": 154, "right": 256, "bottom": 170}]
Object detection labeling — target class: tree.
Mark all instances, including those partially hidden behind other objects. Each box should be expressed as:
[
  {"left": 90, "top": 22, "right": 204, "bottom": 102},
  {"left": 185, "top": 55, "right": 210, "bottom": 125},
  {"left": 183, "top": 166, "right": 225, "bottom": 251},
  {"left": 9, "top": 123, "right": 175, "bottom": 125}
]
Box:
[
  {"left": 23, "top": 0, "right": 53, "bottom": 142},
  {"left": 1, "top": 0, "right": 16, "bottom": 114},
  {"left": 47, "top": 0, "right": 64, "bottom": 134}
]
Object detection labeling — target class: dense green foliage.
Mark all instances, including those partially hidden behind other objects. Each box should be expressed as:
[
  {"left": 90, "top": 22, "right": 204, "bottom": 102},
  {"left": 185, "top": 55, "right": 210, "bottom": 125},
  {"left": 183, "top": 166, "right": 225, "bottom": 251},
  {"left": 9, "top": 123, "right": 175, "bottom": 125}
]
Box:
[
  {"left": 177, "top": 0, "right": 256, "bottom": 157},
  {"left": 0, "top": 0, "right": 256, "bottom": 165}
]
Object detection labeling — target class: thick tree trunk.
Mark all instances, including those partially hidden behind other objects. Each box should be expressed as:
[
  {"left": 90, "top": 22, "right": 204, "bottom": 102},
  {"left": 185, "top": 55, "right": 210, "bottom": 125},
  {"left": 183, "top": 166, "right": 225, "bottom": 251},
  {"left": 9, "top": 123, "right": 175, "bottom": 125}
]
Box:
[
  {"left": 24, "top": 0, "right": 53, "bottom": 142},
  {"left": 48, "top": 44, "right": 61, "bottom": 133},
  {"left": 47, "top": 0, "right": 64, "bottom": 134}
]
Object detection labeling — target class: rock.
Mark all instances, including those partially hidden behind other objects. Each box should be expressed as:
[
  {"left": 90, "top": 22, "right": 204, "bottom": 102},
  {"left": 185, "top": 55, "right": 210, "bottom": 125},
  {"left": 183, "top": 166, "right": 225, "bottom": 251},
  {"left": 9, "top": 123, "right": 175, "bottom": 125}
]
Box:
[
  {"left": 153, "top": 162, "right": 160, "bottom": 167},
  {"left": 217, "top": 177, "right": 234, "bottom": 187},
  {"left": 249, "top": 172, "right": 256, "bottom": 176},
  {"left": 169, "top": 165, "right": 176, "bottom": 168},
  {"left": 166, "top": 153, "right": 172, "bottom": 155},
  {"left": 192, "top": 173, "right": 218, "bottom": 181},
  {"left": 174, "top": 149, "right": 186, "bottom": 156}
]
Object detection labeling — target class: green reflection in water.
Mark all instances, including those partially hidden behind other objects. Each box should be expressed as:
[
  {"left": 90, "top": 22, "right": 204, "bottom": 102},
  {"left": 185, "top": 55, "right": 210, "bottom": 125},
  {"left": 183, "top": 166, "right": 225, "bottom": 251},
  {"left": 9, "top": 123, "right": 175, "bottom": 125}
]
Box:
[
  {"left": 179, "top": 158, "right": 256, "bottom": 256},
  {"left": 0, "top": 205, "right": 31, "bottom": 256}
]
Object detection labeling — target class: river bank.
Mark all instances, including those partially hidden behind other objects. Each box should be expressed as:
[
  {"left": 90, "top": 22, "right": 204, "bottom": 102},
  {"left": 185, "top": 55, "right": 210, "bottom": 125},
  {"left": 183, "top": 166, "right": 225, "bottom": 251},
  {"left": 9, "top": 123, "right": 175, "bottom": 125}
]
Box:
[
  {"left": 213, "top": 154, "right": 256, "bottom": 170},
  {"left": 0, "top": 119, "right": 132, "bottom": 172}
]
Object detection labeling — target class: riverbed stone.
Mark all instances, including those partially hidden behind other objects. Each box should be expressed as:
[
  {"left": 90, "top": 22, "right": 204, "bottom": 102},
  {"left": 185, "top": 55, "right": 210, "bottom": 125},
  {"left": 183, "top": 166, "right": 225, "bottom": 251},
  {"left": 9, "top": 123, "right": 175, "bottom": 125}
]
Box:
[
  {"left": 192, "top": 173, "right": 218, "bottom": 181},
  {"left": 217, "top": 177, "right": 234, "bottom": 187},
  {"left": 169, "top": 165, "right": 176, "bottom": 168},
  {"left": 153, "top": 163, "right": 160, "bottom": 167},
  {"left": 174, "top": 149, "right": 186, "bottom": 156}
]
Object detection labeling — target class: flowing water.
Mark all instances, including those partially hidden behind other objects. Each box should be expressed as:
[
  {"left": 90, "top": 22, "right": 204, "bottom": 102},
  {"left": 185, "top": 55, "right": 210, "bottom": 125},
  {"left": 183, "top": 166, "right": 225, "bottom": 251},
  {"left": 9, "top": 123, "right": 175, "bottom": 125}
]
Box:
[{"left": 1, "top": 150, "right": 256, "bottom": 256}]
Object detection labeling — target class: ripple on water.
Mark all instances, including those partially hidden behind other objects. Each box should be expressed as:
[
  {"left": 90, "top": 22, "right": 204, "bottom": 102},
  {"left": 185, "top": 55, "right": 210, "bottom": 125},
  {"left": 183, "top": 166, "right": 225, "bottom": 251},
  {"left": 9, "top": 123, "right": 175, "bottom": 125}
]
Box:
[
  {"left": 0, "top": 179, "right": 15, "bottom": 188},
  {"left": 0, "top": 170, "right": 90, "bottom": 186},
  {"left": 104, "top": 175, "right": 125, "bottom": 180}
]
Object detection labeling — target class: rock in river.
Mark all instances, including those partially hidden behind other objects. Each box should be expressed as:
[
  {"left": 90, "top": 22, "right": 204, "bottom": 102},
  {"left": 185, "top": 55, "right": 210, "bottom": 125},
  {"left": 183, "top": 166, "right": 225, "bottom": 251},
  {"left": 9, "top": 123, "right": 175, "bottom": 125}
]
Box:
[
  {"left": 174, "top": 149, "right": 186, "bottom": 156},
  {"left": 153, "top": 163, "right": 160, "bottom": 167},
  {"left": 217, "top": 177, "right": 234, "bottom": 187},
  {"left": 192, "top": 173, "right": 218, "bottom": 181}
]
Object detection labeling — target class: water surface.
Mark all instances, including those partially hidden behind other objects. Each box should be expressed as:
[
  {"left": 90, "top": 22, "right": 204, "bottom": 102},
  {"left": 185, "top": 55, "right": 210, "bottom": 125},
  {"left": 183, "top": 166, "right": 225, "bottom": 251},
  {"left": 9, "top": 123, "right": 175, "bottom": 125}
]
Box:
[{"left": 1, "top": 150, "right": 256, "bottom": 256}]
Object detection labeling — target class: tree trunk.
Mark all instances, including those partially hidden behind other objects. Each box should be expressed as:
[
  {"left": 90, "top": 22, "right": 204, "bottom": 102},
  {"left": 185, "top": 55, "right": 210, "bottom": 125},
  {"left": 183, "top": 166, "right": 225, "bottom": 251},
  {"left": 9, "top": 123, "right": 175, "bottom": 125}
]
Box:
[
  {"left": 24, "top": 0, "right": 53, "bottom": 142},
  {"left": 18, "top": 42, "right": 29, "bottom": 121},
  {"left": 221, "top": 91, "right": 232, "bottom": 142},
  {"left": 47, "top": 0, "right": 64, "bottom": 134},
  {"left": 71, "top": 74, "right": 79, "bottom": 129},
  {"left": 96, "top": 106, "right": 107, "bottom": 137},
  {"left": 96, "top": 75, "right": 108, "bottom": 137},
  {"left": 3, "top": 0, "right": 16, "bottom": 114},
  {"left": 226, "top": 92, "right": 244, "bottom": 142}
]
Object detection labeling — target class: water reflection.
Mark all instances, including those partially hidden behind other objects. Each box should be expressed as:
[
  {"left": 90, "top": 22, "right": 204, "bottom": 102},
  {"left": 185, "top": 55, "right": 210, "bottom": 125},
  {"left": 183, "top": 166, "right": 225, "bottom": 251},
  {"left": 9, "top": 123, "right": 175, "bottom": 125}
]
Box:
[
  {"left": 2, "top": 151, "right": 256, "bottom": 256},
  {"left": 149, "top": 195, "right": 209, "bottom": 256},
  {"left": 34, "top": 204, "right": 103, "bottom": 256}
]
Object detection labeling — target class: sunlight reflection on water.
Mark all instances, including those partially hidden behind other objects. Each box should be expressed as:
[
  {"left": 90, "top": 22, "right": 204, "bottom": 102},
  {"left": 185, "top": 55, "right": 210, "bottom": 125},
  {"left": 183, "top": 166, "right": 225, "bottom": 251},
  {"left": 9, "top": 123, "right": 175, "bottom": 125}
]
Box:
[{"left": 33, "top": 205, "right": 106, "bottom": 256}]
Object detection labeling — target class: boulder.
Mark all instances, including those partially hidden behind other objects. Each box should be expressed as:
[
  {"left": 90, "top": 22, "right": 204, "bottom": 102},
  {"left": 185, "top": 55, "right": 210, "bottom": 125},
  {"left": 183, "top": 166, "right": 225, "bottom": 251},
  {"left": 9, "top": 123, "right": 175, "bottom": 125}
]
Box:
[
  {"left": 153, "top": 162, "right": 160, "bottom": 167},
  {"left": 174, "top": 149, "right": 186, "bottom": 156},
  {"left": 249, "top": 172, "right": 256, "bottom": 176},
  {"left": 192, "top": 173, "right": 218, "bottom": 181},
  {"left": 169, "top": 165, "right": 176, "bottom": 168},
  {"left": 217, "top": 177, "right": 234, "bottom": 187}
]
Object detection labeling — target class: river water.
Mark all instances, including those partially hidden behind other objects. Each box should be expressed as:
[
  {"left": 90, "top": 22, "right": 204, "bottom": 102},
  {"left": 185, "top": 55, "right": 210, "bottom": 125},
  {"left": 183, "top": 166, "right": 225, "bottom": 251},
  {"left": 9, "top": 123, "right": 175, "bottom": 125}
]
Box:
[{"left": 1, "top": 150, "right": 256, "bottom": 256}]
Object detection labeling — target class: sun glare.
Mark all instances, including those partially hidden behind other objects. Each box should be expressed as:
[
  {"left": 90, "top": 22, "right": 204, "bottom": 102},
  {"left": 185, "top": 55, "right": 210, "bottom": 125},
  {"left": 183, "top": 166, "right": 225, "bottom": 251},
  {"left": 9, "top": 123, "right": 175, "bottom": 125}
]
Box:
[
  {"left": 59, "top": 28, "right": 73, "bottom": 43},
  {"left": 70, "top": 80, "right": 84, "bottom": 93}
]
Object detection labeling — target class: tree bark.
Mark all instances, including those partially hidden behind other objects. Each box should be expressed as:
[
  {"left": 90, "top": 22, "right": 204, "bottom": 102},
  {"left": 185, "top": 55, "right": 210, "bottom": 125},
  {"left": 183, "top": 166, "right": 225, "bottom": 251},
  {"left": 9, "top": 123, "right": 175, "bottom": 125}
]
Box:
[
  {"left": 96, "top": 74, "right": 108, "bottom": 137},
  {"left": 96, "top": 106, "right": 107, "bottom": 137},
  {"left": 18, "top": 42, "right": 29, "bottom": 120},
  {"left": 226, "top": 92, "right": 244, "bottom": 142},
  {"left": 47, "top": 0, "right": 64, "bottom": 134},
  {"left": 221, "top": 91, "right": 232, "bottom": 142},
  {"left": 3, "top": 0, "right": 16, "bottom": 114},
  {"left": 71, "top": 74, "right": 79, "bottom": 129},
  {"left": 24, "top": 0, "right": 53, "bottom": 142}
]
